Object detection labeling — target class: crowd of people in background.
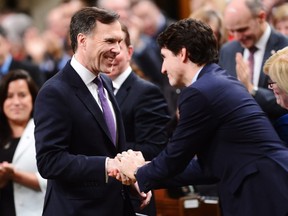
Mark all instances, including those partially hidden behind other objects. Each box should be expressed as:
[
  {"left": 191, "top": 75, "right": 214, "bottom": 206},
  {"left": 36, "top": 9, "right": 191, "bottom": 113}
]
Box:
[{"left": 1, "top": 0, "right": 288, "bottom": 215}]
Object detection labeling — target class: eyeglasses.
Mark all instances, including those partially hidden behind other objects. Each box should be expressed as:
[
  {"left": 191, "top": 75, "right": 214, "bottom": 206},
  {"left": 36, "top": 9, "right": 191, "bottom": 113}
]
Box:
[{"left": 268, "top": 81, "right": 277, "bottom": 89}]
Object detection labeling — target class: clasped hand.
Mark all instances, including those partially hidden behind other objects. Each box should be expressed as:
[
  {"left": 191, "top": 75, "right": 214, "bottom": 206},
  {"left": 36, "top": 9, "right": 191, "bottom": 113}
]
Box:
[
  {"left": 108, "top": 149, "right": 146, "bottom": 184},
  {"left": 107, "top": 149, "right": 151, "bottom": 209}
]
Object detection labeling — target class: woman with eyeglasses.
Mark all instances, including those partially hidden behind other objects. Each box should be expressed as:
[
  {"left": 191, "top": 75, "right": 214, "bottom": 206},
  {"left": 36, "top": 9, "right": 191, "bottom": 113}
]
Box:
[{"left": 264, "top": 46, "right": 288, "bottom": 146}]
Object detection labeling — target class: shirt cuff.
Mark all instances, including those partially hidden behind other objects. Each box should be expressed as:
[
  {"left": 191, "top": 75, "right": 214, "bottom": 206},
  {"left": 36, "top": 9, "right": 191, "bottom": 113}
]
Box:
[{"left": 105, "top": 157, "right": 109, "bottom": 183}]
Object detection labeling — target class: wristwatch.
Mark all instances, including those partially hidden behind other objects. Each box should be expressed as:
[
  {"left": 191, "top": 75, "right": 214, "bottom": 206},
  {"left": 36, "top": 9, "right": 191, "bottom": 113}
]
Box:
[{"left": 251, "top": 86, "right": 258, "bottom": 96}]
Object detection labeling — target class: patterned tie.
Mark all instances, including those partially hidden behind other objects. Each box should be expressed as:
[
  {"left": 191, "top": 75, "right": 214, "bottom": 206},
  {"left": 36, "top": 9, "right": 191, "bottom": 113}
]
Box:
[
  {"left": 93, "top": 76, "right": 116, "bottom": 145},
  {"left": 248, "top": 46, "right": 257, "bottom": 82}
]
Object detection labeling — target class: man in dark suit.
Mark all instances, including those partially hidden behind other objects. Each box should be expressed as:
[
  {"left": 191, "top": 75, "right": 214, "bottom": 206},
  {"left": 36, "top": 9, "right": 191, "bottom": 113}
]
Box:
[
  {"left": 114, "top": 18, "right": 288, "bottom": 216},
  {"left": 218, "top": 0, "right": 288, "bottom": 122},
  {"left": 107, "top": 23, "right": 171, "bottom": 216},
  {"left": 97, "top": 0, "right": 179, "bottom": 116},
  {"left": 0, "top": 26, "right": 45, "bottom": 88},
  {"left": 34, "top": 7, "right": 150, "bottom": 216}
]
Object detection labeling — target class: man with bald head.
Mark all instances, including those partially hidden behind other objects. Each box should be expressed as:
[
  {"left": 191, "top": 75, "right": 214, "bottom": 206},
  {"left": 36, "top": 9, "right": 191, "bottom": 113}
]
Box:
[{"left": 219, "top": 0, "right": 288, "bottom": 124}]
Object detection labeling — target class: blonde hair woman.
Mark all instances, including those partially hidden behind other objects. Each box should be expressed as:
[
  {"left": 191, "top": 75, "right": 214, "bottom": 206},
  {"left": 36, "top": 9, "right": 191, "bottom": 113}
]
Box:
[{"left": 264, "top": 46, "right": 288, "bottom": 145}]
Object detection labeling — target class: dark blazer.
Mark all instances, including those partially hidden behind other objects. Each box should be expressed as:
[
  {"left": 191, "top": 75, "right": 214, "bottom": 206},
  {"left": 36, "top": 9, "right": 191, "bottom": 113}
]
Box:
[
  {"left": 34, "top": 62, "right": 134, "bottom": 216},
  {"left": 218, "top": 29, "right": 288, "bottom": 121},
  {"left": 115, "top": 72, "right": 171, "bottom": 161},
  {"left": 9, "top": 58, "right": 45, "bottom": 88},
  {"left": 135, "top": 63, "right": 288, "bottom": 216},
  {"left": 132, "top": 17, "right": 179, "bottom": 115},
  {"left": 116, "top": 72, "right": 170, "bottom": 216}
]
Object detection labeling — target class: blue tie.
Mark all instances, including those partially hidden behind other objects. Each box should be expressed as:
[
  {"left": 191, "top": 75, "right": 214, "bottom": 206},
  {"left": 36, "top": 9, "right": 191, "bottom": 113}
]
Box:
[{"left": 93, "top": 76, "right": 116, "bottom": 145}]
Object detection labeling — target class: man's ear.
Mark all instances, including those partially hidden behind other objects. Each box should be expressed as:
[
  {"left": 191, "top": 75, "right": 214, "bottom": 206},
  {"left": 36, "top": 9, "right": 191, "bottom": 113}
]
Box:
[
  {"left": 257, "top": 10, "right": 266, "bottom": 24},
  {"left": 77, "top": 33, "right": 86, "bottom": 48},
  {"left": 180, "top": 47, "right": 188, "bottom": 62}
]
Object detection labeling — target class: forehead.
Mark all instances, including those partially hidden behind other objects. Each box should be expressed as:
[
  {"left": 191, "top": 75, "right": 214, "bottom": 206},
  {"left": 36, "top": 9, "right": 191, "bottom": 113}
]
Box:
[
  {"left": 224, "top": 4, "right": 252, "bottom": 29},
  {"left": 93, "top": 21, "right": 123, "bottom": 40},
  {"left": 8, "top": 79, "right": 29, "bottom": 90},
  {"left": 161, "top": 47, "right": 173, "bottom": 56},
  {"left": 103, "top": 0, "right": 130, "bottom": 10}
]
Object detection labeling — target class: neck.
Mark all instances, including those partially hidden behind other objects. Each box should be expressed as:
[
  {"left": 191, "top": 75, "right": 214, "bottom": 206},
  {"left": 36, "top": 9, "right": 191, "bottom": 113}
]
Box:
[{"left": 9, "top": 120, "right": 29, "bottom": 138}]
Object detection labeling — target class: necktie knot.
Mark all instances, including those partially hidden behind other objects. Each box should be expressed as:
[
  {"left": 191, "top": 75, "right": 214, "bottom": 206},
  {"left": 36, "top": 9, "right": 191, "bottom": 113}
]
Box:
[
  {"left": 93, "top": 76, "right": 104, "bottom": 92},
  {"left": 249, "top": 46, "right": 258, "bottom": 54}
]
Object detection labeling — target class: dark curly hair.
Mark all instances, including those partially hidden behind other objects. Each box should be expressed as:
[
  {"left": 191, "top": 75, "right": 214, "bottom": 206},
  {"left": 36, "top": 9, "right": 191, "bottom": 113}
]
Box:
[{"left": 157, "top": 18, "right": 218, "bottom": 66}]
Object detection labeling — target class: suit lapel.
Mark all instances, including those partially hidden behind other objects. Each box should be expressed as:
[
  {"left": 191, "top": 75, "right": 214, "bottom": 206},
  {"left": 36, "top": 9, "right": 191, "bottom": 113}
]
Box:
[
  {"left": 66, "top": 65, "right": 114, "bottom": 144},
  {"left": 13, "top": 119, "right": 34, "bottom": 163},
  {"left": 260, "top": 30, "right": 278, "bottom": 87},
  {"left": 115, "top": 72, "right": 134, "bottom": 106}
]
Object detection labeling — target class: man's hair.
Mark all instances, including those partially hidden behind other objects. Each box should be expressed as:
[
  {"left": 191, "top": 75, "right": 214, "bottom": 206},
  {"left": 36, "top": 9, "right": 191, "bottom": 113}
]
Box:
[
  {"left": 245, "top": 0, "right": 264, "bottom": 17},
  {"left": 69, "top": 7, "right": 119, "bottom": 53},
  {"left": 120, "top": 22, "right": 131, "bottom": 47},
  {"left": 157, "top": 18, "right": 218, "bottom": 65}
]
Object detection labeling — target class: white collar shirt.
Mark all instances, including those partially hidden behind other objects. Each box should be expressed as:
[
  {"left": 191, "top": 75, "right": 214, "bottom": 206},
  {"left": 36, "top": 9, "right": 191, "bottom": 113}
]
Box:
[{"left": 243, "top": 25, "right": 271, "bottom": 87}]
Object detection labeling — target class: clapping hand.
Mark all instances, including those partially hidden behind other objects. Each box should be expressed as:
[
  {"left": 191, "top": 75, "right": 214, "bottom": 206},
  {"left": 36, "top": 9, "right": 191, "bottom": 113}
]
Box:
[
  {"left": 0, "top": 162, "right": 15, "bottom": 188},
  {"left": 235, "top": 52, "right": 254, "bottom": 93}
]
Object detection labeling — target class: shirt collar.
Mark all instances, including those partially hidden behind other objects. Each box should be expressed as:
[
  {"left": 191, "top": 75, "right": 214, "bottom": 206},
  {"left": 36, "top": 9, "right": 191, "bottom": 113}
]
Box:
[
  {"left": 112, "top": 66, "right": 132, "bottom": 91},
  {"left": 191, "top": 66, "right": 204, "bottom": 84},
  {"left": 253, "top": 24, "right": 271, "bottom": 51},
  {"left": 70, "top": 55, "right": 96, "bottom": 85}
]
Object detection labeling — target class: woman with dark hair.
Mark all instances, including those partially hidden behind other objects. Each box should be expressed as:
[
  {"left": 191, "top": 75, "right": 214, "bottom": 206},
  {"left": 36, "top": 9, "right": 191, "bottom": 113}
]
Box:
[{"left": 0, "top": 69, "right": 46, "bottom": 216}]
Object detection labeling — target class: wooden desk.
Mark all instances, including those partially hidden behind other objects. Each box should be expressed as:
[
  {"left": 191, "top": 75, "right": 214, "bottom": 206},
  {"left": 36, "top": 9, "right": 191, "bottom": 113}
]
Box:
[
  {"left": 154, "top": 189, "right": 180, "bottom": 216},
  {"left": 179, "top": 195, "right": 221, "bottom": 216},
  {"left": 154, "top": 189, "right": 222, "bottom": 216}
]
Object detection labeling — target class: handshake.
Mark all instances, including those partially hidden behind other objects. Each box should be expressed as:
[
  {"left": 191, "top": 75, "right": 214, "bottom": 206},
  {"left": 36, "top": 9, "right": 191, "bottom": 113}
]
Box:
[
  {"left": 107, "top": 149, "right": 152, "bottom": 209},
  {"left": 107, "top": 149, "right": 147, "bottom": 185}
]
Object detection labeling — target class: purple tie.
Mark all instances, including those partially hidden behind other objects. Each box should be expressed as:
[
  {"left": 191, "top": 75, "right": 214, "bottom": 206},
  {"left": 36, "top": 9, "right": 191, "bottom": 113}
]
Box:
[
  {"left": 248, "top": 46, "right": 257, "bottom": 82},
  {"left": 93, "top": 76, "right": 116, "bottom": 144}
]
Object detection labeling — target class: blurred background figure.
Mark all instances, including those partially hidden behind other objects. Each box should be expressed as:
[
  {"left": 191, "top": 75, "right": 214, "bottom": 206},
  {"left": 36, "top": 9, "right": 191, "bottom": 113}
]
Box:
[
  {"left": 97, "top": 0, "right": 179, "bottom": 117},
  {"left": 23, "top": 0, "right": 85, "bottom": 81},
  {"left": 107, "top": 22, "right": 171, "bottom": 216},
  {"left": 189, "top": 0, "right": 227, "bottom": 16},
  {"left": 0, "top": 12, "right": 33, "bottom": 61},
  {"left": 270, "top": 2, "right": 288, "bottom": 36},
  {"left": 0, "top": 69, "right": 46, "bottom": 216},
  {"left": 262, "top": 0, "right": 287, "bottom": 22},
  {"left": 189, "top": 7, "right": 228, "bottom": 50},
  {"left": 0, "top": 25, "right": 44, "bottom": 88},
  {"left": 264, "top": 46, "right": 288, "bottom": 145},
  {"left": 219, "top": 0, "right": 288, "bottom": 125}
]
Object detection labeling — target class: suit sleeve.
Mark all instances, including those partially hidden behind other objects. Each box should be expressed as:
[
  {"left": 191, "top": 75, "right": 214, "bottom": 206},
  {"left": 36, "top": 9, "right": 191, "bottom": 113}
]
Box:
[
  {"left": 126, "top": 85, "right": 171, "bottom": 160},
  {"left": 136, "top": 87, "right": 218, "bottom": 192},
  {"left": 34, "top": 82, "right": 106, "bottom": 182}
]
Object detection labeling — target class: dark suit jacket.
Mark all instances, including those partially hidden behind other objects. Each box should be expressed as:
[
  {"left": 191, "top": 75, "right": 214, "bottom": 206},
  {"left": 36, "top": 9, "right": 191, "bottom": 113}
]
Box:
[
  {"left": 116, "top": 72, "right": 170, "bottom": 216},
  {"left": 218, "top": 29, "right": 288, "bottom": 121},
  {"left": 116, "top": 72, "right": 171, "bottom": 161},
  {"left": 9, "top": 58, "right": 45, "bottom": 88},
  {"left": 34, "top": 62, "right": 134, "bottom": 216},
  {"left": 135, "top": 63, "right": 288, "bottom": 216}
]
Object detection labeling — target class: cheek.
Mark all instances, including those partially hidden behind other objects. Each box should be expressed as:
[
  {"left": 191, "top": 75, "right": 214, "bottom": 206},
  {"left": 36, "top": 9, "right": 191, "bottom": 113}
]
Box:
[
  {"left": 26, "top": 99, "right": 33, "bottom": 112},
  {"left": 282, "top": 95, "right": 288, "bottom": 108},
  {"left": 3, "top": 101, "right": 9, "bottom": 116}
]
